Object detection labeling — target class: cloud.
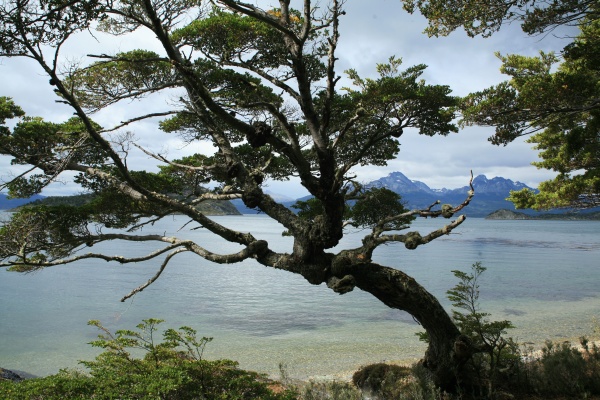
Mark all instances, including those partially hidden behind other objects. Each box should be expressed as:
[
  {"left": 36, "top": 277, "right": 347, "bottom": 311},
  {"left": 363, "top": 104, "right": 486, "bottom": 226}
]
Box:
[{"left": 0, "top": 0, "right": 574, "bottom": 199}]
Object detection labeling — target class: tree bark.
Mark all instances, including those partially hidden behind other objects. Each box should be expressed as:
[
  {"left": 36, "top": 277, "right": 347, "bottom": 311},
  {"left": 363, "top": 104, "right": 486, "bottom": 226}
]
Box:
[{"left": 335, "top": 261, "right": 468, "bottom": 391}]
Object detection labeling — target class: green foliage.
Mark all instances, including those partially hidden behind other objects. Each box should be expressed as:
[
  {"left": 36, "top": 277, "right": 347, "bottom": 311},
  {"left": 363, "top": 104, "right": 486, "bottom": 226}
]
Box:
[
  {"left": 0, "top": 192, "right": 162, "bottom": 269},
  {"left": 0, "top": 96, "right": 25, "bottom": 130},
  {"left": 292, "top": 197, "right": 327, "bottom": 221},
  {"left": 291, "top": 188, "right": 414, "bottom": 232},
  {"left": 352, "top": 363, "right": 411, "bottom": 396},
  {"left": 0, "top": 1, "right": 104, "bottom": 55},
  {"left": 521, "top": 338, "right": 600, "bottom": 397},
  {"left": 171, "top": 7, "right": 325, "bottom": 80},
  {"left": 25, "top": 193, "right": 96, "bottom": 208},
  {"left": 413, "top": 262, "right": 600, "bottom": 398},
  {"left": 287, "top": 197, "right": 349, "bottom": 236},
  {"left": 229, "top": 144, "right": 293, "bottom": 182},
  {"left": 447, "top": 263, "right": 514, "bottom": 342},
  {"left": 299, "top": 380, "right": 361, "bottom": 400},
  {"left": 0, "top": 113, "right": 108, "bottom": 198},
  {"left": 316, "top": 91, "right": 402, "bottom": 168},
  {"left": 0, "top": 205, "right": 96, "bottom": 268},
  {"left": 96, "top": 0, "right": 203, "bottom": 35},
  {"left": 0, "top": 369, "right": 95, "bottom": 400},
  {"left": 402, "top": 0, "right": 523, "bottom": 37},
  {"left": 0, "top": 319, "right": 296, "bottom": 399},
  {"left": 403, "top": 0, "right": 600, "bottom": 210},
  {"left": 348, "top": 187, "right": 415, "bottom": 230},
  {"left": 68, "top": 49, "right": 177, "bottom": 111},
  {"left": 456, "top": 5, "right": 600, "bottom": 210},
  {"left": 344, "top": 56, "right": 458, "bottom": 139},
  {"left": 402, "top": 0, "right": 598, "bottom": 37},
  {"left": 446, "top": 263, "right": 518, "bottom": 396}
]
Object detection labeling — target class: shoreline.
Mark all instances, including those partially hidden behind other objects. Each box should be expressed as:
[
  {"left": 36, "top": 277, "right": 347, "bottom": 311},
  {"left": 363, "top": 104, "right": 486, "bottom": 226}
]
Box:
[{"left": 4, "top": 336, "right": 599, "bottom": 384}]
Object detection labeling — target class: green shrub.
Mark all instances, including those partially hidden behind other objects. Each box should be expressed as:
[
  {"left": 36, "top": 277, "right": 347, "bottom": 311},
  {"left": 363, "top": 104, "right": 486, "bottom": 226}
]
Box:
[
  {"left": 446, "top": 262, "right": 520, "bottom": 397},
  {"left": 299, "top": 380, "right": 361, "bottom": 400},
  {"left": 0, "top": 369, "right": 94, "bottom": 399},
  {"left": 352, "top": 363, "right": 410, "bottom": 393},
  {"left": 0, "top": 319, "right": 297, "bottom": 399},
  {"left": 526, "top": 338, "right": 600, "bottom": 397},
  {"left": 407, "top": 363, "right": 449, "bottom": 400}
]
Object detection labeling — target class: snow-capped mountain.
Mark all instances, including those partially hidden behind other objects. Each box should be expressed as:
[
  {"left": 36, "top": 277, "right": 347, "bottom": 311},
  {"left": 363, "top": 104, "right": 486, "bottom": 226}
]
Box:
[{"left": 368, "top": 172, "right": 537, "bottom": 217}]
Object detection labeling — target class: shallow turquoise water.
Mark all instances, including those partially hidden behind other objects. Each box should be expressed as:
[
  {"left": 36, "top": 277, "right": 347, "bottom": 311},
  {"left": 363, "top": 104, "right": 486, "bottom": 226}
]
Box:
[{"left": 1, "top": 214, "right": 599, "bottom": 379}]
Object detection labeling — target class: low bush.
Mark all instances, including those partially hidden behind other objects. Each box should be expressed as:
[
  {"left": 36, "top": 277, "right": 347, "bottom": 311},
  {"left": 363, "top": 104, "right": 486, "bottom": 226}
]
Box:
[
  {"left": 352, "top": 363, "right": 411, "bottom": 396},
  {"left": 524, "top": 337, "right": 600, "bottom": 397},
  {"left": 300, "top": 380, "right": 362, "bottom": 400},
  {"left": 0, "top": 319, "right": 296, "bottom": 399}
]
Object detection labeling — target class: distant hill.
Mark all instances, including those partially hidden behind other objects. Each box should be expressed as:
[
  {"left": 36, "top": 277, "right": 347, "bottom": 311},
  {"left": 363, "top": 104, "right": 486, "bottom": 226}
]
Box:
[
  {"left": 486, "top": 209, "right": 600, "bottom": 220},
  {"left": 0, "top": 193, "right": 45, "bottom": 210},
  {"left": 231, "top": 191, "right": 296, "bottom": 214},
  {"left": 24, "top": 193, "right": 95, "bottom": 208},
  {"left": 5, "top": 193, "right": 240, "bottom": 216}
]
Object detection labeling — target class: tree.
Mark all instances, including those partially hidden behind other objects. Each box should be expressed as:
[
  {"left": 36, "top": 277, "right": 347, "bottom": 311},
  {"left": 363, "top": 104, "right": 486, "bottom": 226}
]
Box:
[
  {"left": 0, "top": 0, "right": 474, "bottom": 390},
  {"left": 402, "top": 0, "right": 598, "bottom": 38},
  {"left": 403, "top": 0, "right": 600, "bottom": 210}
]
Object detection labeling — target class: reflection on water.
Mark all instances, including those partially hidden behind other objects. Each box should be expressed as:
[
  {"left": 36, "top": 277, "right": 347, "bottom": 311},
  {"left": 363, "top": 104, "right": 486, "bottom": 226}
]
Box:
[
  {"left": 0, "top": 214, "right": 599, "bottom": 379},
  {"left": 457, "top": 237, "right": 598, "bottom": 251},
  {"left": 503, "top": 308, "right": 527, "bottom": 316}
]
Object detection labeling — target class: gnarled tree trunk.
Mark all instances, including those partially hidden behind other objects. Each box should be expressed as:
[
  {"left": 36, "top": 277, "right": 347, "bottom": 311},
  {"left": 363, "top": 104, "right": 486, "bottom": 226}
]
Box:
[{"left": 331, "top": 260, "right": 469, "bottom": 391}]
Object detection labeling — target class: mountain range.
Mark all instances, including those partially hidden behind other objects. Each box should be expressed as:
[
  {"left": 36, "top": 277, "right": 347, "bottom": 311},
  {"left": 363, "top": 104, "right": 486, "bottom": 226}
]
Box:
[
  {"left": 1, "top": 172, "right": 540, "bottom": 218},
  {"left": 365, "top": 172, "right": 535, "bottom": 217},
  {"left": 234, "top": 172, "right": 539, "bottom": 217}
]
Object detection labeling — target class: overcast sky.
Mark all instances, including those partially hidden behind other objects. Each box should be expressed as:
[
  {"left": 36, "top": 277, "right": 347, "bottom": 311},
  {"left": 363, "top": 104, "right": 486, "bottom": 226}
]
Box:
[{"left": 0, "top": 0, "right": 576, "bottom": 199}]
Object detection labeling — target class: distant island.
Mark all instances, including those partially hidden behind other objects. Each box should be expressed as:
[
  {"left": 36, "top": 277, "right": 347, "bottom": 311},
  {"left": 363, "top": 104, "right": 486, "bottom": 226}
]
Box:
[{"left": 486, "top": 209, "right": 600, "bottom": 220}]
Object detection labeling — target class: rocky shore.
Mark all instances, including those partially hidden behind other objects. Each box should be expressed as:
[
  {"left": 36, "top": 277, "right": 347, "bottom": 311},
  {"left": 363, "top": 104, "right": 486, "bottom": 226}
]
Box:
[{"left": 0, "top": 368, "right": 24, "bottom": 382}]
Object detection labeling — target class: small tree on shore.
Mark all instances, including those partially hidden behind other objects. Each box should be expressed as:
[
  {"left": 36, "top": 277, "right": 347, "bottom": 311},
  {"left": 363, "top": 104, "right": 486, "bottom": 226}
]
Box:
[{"left": 0, "top": 0, "right": 474, "bottom": 390}]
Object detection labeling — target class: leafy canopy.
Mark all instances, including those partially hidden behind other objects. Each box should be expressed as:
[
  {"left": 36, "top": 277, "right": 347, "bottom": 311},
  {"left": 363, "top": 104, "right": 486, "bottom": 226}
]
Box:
[
  {"left": 404, "top": 0, "right": 600, "bottom": 209},
  {"left": 402, "top": 0, "right": 598, "bottom": 37},
  {"left": 0, "top": 1, "right": 468, "bottom": 277},
  {"left": 461, "top": 9, "right": 600, "bottom": 209}
]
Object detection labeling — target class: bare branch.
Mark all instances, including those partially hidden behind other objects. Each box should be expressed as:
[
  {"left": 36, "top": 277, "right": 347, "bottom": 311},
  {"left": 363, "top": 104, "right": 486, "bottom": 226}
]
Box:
[
  {"left": 217, "top": 0, "right": 301, "bottom": 44},
  {"left": 384, "top": 171, "right": 475, "bottom": 224},
  {"left": 376, "top": 215, "right": 466, "bottom": 249},
  {"left": 320, "top": 0, "right": 342, "bottom": 137},
  {"left": 190, "top": 192, "right": 242, "bottom": 203},
  {"left": 70, "top": 163, "right": 147, "bottom": 201},
  {"left": 102, "top": 111, "right": 180, "bottom": 133},
  {"left": 331, "top": 109, "right": 363, "bottom": 149},
  {"left": 1, "top": 240, "right": 185, "bottom": 269},
  {"left": 0, "top": 165, "right": 38, "bottom": 192},
  {"left": 120, "top": 247, "right": 188, "bottom": 301},
  {"left": 131, "top": 143, "right": 216, "bottom": 173}
]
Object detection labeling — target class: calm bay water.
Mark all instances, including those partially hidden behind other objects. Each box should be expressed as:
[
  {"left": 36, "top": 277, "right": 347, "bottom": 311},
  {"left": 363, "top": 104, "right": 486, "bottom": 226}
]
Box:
[{"left": 1, "top": 213, "right": 599, "bottom": 379}]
